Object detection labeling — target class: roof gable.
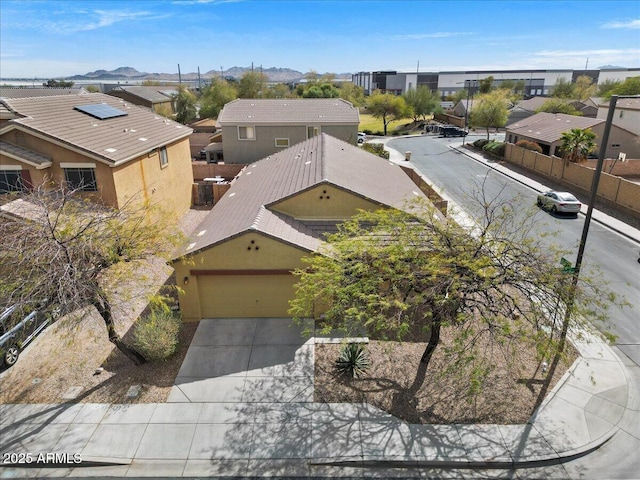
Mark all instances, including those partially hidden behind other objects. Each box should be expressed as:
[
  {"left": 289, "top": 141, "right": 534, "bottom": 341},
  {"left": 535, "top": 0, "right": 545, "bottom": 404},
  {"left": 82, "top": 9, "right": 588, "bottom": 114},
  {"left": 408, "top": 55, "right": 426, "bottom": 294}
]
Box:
[
  {"left": 217, "top": 98, "right": 360, "bottom": 125},
  {"left": 178, "top": 134, "right": 426, "bottom": 258}
]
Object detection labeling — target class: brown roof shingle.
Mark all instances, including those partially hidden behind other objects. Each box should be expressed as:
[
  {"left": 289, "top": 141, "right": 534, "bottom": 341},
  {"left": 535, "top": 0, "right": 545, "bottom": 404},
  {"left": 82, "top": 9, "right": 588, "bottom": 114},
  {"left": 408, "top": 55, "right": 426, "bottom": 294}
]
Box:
[
  {"left": 217, "top": 98, "right": 360, "bottom": 125},
  {"left": 506, "top": 112, "right": 603, "bottom": 143},
  {"left": 0, "top": 93, "right": 192, "bottom": 166},
  {"left": 179, "top": 134, "right": 426, "bottom": 258}
]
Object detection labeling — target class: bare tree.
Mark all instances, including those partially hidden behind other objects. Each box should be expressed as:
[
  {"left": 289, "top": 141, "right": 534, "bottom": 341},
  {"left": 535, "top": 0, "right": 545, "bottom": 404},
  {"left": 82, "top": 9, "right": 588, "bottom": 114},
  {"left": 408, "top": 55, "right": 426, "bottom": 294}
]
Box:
[{"left": 0, "top": 183, "right": 184, "bottom": 364}]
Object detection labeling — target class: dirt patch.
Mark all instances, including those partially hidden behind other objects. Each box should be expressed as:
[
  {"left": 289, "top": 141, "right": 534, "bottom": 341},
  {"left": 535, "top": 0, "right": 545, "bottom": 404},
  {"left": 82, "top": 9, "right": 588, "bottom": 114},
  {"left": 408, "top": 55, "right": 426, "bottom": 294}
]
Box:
[{"left": 314, "top": 337, "right": 576, "bottom": 425}]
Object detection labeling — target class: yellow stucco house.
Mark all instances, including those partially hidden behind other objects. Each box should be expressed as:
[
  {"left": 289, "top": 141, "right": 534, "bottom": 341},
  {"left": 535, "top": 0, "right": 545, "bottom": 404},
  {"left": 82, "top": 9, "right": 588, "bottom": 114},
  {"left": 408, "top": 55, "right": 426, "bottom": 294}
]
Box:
[
  {"left": 173, "top": 133, "right": 432, "bottom": 320},
  {"left": 0, "top": 93, "right": 193, "bottom": 217}
]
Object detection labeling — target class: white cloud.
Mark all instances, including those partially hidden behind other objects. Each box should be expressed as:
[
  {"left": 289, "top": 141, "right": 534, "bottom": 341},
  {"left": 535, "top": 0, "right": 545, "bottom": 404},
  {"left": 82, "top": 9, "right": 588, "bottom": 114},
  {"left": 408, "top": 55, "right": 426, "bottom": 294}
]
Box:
[{"left": 601, "top": 19, "right": 640, "bottom": 29}]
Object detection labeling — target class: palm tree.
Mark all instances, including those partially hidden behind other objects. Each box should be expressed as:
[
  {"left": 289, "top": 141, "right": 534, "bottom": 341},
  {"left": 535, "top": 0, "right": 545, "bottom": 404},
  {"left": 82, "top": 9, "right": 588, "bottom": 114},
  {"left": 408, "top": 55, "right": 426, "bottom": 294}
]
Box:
[{"left": 559, "top": 128, "right": 597, "bottom": 163}]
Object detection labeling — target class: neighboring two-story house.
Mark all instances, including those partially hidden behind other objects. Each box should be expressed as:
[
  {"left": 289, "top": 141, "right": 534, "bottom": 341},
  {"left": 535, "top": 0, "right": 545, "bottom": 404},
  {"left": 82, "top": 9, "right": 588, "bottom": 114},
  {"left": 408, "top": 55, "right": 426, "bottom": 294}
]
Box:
[
  {"left": 0, "top": 93, "right": 194, "bottom": 218},
  {"left": 172, "top": 133, "right": 432, "bottom": 320},
  {"left": 216, "top": 98, "right": 360, "bottom": 164},
  {"left": 505, "top": 112, "right": 640, "bottom": 159},
  {"left": 597, "top": 97, "right": 640, "bottom": 137}
]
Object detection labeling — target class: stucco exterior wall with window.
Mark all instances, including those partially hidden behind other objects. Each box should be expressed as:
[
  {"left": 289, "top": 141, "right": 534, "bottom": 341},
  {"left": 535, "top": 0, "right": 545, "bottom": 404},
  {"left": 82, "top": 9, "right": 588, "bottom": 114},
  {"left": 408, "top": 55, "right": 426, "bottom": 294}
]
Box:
[{"left": 220, "top": 124, "right": 359, "bottom": 164}]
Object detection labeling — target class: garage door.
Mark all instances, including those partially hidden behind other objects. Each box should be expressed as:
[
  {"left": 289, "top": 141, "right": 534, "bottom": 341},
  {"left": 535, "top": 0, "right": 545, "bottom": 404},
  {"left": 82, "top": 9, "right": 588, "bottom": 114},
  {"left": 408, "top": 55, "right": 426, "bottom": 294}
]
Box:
[{"left": 197, "top": 274, "right": 296, "bottom": 318}]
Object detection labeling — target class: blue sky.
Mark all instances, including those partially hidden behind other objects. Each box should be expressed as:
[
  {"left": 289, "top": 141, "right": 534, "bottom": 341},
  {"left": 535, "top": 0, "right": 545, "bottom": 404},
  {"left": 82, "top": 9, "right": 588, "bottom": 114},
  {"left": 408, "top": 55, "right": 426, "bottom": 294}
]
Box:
[{"left": 1, "top": 0, "right": 639, "bottom": 78}]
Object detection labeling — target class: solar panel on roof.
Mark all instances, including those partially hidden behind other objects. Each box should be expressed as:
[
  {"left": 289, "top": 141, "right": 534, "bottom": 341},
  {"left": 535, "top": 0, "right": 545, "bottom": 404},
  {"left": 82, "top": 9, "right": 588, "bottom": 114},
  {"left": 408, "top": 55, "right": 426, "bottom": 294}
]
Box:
[{"left": 74, "top": 103, "right": 128, "bottom": 120}]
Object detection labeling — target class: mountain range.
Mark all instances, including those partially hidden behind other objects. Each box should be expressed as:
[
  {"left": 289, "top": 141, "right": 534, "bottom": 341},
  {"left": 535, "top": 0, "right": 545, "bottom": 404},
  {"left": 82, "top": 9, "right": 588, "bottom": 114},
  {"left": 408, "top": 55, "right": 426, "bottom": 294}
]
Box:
[{"left": 66, "top": 66, "right": 352, "bottom": 83}]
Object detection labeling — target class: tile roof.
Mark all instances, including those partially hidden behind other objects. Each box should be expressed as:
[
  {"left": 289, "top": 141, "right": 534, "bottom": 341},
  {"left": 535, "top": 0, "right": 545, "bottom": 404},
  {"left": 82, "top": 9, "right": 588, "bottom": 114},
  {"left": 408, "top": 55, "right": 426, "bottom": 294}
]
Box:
[
  {"left": 0, "top": 141, "right": 52, "bottom": 168},
  {"left": 0, "top": 93, "right": 192, "bottom": 166},
  {"left": 506, "top": 112, "right": 604, "bottom": 143},
  {"left": 0, "top": 87, "right": 87, "bottom": 99},
  {"left": 178, "top": 133, "right": 426, "bottom": 258},
  {"left": 217, "top": 98, "right": 360, "bottom": 125},
  {"left": 611, "top": 97, "right": 640, "bottom": 110},
  {"left": 515, "top": 96, "right": 559, "bottom": 112},
  {"left": 108, "top": 86, "right": 176, "bottom": 104}
]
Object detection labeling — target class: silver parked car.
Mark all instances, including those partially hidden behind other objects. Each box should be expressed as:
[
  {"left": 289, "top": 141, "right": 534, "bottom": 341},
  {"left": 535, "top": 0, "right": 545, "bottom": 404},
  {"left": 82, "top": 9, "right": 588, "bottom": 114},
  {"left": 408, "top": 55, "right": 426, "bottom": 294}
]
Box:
[
  {"left": 537, "top": 191, "right": 581, "bottom": 216},
  {"left": 0, "top": 302, "right": 54, "bottom": 368}
]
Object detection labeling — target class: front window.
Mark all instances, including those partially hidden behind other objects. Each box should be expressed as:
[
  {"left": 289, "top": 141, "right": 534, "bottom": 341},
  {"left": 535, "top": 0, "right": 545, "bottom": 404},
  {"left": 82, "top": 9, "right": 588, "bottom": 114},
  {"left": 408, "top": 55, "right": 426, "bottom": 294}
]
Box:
[
  {"left": 64, "top": 168, "right": 97, "bottom": 191},
  {"left": 0, "top": 170, "right": 24, "bottom": 193},
  {"left": 307, "top": 126, "right": 320, "bottom": 138},
  {"left": 238, "top": 126, "right": 255, "bottom": 140}
]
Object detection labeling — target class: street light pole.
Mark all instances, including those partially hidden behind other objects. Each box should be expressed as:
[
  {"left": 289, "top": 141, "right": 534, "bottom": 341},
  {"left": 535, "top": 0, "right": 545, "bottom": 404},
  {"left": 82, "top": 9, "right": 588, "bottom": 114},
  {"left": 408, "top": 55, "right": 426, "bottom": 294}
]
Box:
[{"left": 544, "top": 95, "right": 628, "bottom": 383}]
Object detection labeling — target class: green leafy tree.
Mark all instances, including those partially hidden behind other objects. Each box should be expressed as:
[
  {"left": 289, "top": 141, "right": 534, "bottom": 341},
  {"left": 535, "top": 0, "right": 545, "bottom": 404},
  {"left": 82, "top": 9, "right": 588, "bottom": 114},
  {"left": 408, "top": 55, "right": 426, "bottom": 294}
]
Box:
[
  {"left": 553, "top": 77, "right": 574, "bottom": 98},
  {"left": 448, "top": 89, "right": 469, "bottom": 104},
  {"left": 174, "top": 86, "right": 197, "bottom": 124},
  {"left": 403, "top": 86, "right": 441, "bottom": 122},
  {"left": 199, "top": 78, "right": 238, "bottom": 118},
  {"left": 339, "top": 82, "right": 365, "bottom": 107},
  {"left": 302, "top": 83, "right": 340, "bottom": 98},
  {"left": 536, "top": 98, "right": 582, "bottom": 116},
  {"left": 237, "top": 71, "right": 269, "bottom": 98},
  {"left": 597, "top": 78, "right": 621, "bottom": 97},
  {"left": 0, "top": 183, "right": 184, "bottom": 365},
  {"left": 43, "top": 79, "right": 74, "bottom": 88},
  {"left": 573, "top": 75, "right": 597, "bottom": 101},
  {"left": 605, "top": 76, "right": 640, "bottom": 98},
  {"left": 470, "top": 90, "right": 510, "bottom": 139},
  {"left": 366, "top": 91, "right": 409, "bottom": 135},
  {"left": 559, "top": 128, "right": 597, "bottom": 163},
  {"left": 478, "top": 76, "right": 494, "bottom": 94},
  {"left": 290, "top": 193, "right": 613, "bottom": 393},
  {"left": 85, "top": 85, "right": 100, "bottom": 93}
]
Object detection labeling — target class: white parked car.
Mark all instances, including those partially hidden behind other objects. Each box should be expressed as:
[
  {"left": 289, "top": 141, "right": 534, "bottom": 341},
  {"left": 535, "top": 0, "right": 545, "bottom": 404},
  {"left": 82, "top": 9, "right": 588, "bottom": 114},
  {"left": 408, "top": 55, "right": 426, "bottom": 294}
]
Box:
[
  {"left": 357, "top": 132, "right": 367, "bottom": 144},
  {"left": 536, "top": 191, "right": 581, "bottom": 216}
]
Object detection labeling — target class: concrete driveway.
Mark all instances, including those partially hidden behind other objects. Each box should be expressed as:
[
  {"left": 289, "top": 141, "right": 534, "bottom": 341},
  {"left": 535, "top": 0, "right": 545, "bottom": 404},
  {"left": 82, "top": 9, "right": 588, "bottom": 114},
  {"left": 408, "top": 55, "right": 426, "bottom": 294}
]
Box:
[{"left": 168, "top": 318, "right": 314, "bottom": 404}]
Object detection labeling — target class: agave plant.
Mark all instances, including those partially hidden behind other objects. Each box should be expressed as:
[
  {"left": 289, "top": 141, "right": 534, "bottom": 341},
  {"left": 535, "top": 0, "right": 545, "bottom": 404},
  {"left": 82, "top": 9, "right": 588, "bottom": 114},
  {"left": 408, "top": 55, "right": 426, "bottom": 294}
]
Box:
[{"left": 335, "top": 343, "right": 370, "bottom": 378}]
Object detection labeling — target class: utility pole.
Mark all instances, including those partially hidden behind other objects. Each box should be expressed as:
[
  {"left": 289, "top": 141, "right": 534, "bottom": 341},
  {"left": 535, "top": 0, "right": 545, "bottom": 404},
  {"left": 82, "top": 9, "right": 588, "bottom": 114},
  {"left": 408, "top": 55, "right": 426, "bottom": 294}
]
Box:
[{"left": 178, "top": 64, "right": 182, "bottom": 85}]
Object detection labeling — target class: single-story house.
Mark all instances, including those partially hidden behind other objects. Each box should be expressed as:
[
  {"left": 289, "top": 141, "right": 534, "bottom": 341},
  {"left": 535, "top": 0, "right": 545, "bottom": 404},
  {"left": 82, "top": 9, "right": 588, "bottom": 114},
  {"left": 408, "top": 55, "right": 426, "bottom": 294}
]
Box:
[
  {"left": 172, "top": 133, "right": 431, "bottom": 320},
  {"left": 216, "top": 98, "right": 360, "bottom": 164},
  {"left": 505, "top": 112, "right": 640, "bottom": 159},
  {"left": 0, "top": 93, "right": 194, "bottom": 217}
]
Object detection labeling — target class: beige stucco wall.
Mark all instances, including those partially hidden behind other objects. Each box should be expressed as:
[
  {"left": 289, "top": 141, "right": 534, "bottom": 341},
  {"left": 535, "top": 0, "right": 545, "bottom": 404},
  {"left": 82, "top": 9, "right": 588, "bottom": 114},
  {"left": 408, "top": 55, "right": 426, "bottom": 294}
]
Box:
[
  {"left": 174, "top": 232, "right": 310, "bottom": 321},
  {"left": 271, "top": 184, "right": 380, "bottom": 220},
  {"left": 111, "top": 138, "right": 193, "bottom": 217},
  {"left": 1, "top": 129, "right": 193, "bottom": 218}
]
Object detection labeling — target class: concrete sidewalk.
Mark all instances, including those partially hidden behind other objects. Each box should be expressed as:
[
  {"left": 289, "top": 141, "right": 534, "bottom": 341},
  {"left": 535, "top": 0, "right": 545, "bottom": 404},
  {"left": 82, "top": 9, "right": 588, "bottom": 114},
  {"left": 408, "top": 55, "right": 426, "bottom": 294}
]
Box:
[{"left": 0, "top": 318, "right": 630, "bottom": 478}]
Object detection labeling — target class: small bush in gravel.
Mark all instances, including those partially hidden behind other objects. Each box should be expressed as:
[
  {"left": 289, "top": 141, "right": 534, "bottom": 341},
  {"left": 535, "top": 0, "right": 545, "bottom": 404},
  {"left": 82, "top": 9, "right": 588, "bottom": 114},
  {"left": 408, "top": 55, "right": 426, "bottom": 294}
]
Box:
[
  {"left": 134, "top": 307, "right": 182, "bottom": 361},
  {"left": 335, "top": 343, "right": 370, "bottom": 378},
  {"left": 483, "top": 141, "right": 506, "bottom": 157},
  {"left": 361, "top": 142, "right": 390, "bottom": 159},
  {"left": 473, "top": 139, "right": 490, "bottom": 149}
]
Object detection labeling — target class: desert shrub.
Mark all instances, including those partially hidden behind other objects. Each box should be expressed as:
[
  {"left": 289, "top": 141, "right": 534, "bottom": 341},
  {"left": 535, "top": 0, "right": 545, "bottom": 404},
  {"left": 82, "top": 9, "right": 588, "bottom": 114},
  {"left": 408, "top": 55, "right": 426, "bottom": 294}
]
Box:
[
  {"left": 515, "top": 140, "right": 543, "bottom": 153},
  {"left": 335, "top": 343, "right": 370, "bottom": 378},
  {"left": 483, "top": 141, "right": 506, "bottom": 157},
  {"left": 473, "top": 139, "right": 490, "bottom": 149},
  {"left": 361, "top": 142, "right": 390, "bottom": 159},
  {"left": 133, "top": 307, "right": 182, "bottom": 361}
]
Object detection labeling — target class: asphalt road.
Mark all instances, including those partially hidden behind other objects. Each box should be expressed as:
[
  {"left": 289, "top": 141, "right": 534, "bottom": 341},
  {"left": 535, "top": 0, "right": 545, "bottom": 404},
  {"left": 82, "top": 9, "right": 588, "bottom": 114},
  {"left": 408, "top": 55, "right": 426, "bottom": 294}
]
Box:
[{"left": 388, "top": 134, "right": 640, "bottom": 366}]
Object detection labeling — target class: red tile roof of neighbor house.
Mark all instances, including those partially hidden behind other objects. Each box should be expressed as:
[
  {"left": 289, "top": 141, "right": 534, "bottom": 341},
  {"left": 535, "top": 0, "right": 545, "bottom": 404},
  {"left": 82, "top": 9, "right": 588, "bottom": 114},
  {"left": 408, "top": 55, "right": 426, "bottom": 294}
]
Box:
[
  {"left": 217, "top": 98, "right": 360, "bottom": 125},
  {"left": 178, "top": 133, "right": 427, "bottom": 258},
  {"left": 506, "top": 112, "right": 604, "bottom": 143},
  {"left": 0, "top": 93, "right": 192, "bottom": 166}
]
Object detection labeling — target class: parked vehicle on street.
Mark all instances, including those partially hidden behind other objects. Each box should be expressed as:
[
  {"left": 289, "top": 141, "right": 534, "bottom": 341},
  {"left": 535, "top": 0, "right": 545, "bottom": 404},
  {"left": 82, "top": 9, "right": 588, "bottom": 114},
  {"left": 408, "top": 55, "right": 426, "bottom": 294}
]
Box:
[
  {"left": 536, "top": 191, "right": 581, "bottom": 216},
  {"left": 0, "top": 302, "right": 55, "bottom": 368},
  {"left": 358, "top": 132, "right": 367, "bottom": 143},
  {"left": 439, "top": 125, "right": 467, "bottom": 137}
]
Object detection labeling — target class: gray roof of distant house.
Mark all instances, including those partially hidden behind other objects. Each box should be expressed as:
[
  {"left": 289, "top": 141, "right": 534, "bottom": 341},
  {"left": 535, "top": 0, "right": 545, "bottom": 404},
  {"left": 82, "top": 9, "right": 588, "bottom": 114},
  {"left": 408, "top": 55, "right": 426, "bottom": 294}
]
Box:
[
  {"left": 506, "top": 112, "right": 604, "bottom": 143},
  {"left": 108, "top": 86, "right": 176, "bottom": 104},
  {"left": 178, "top": 133, "right": 425, "bottom": 258},
  {"left": 0, "top": 87, "right": 87, "bottom": 99},
  {"left": 0, "top": 93, "right": 192, "bottom": 166},
  {"left": 217, "top": 98, "right": 360, "bottom": 125},
  {"left": 0, "top": 141, "right": 52, "bottom": 168}
]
